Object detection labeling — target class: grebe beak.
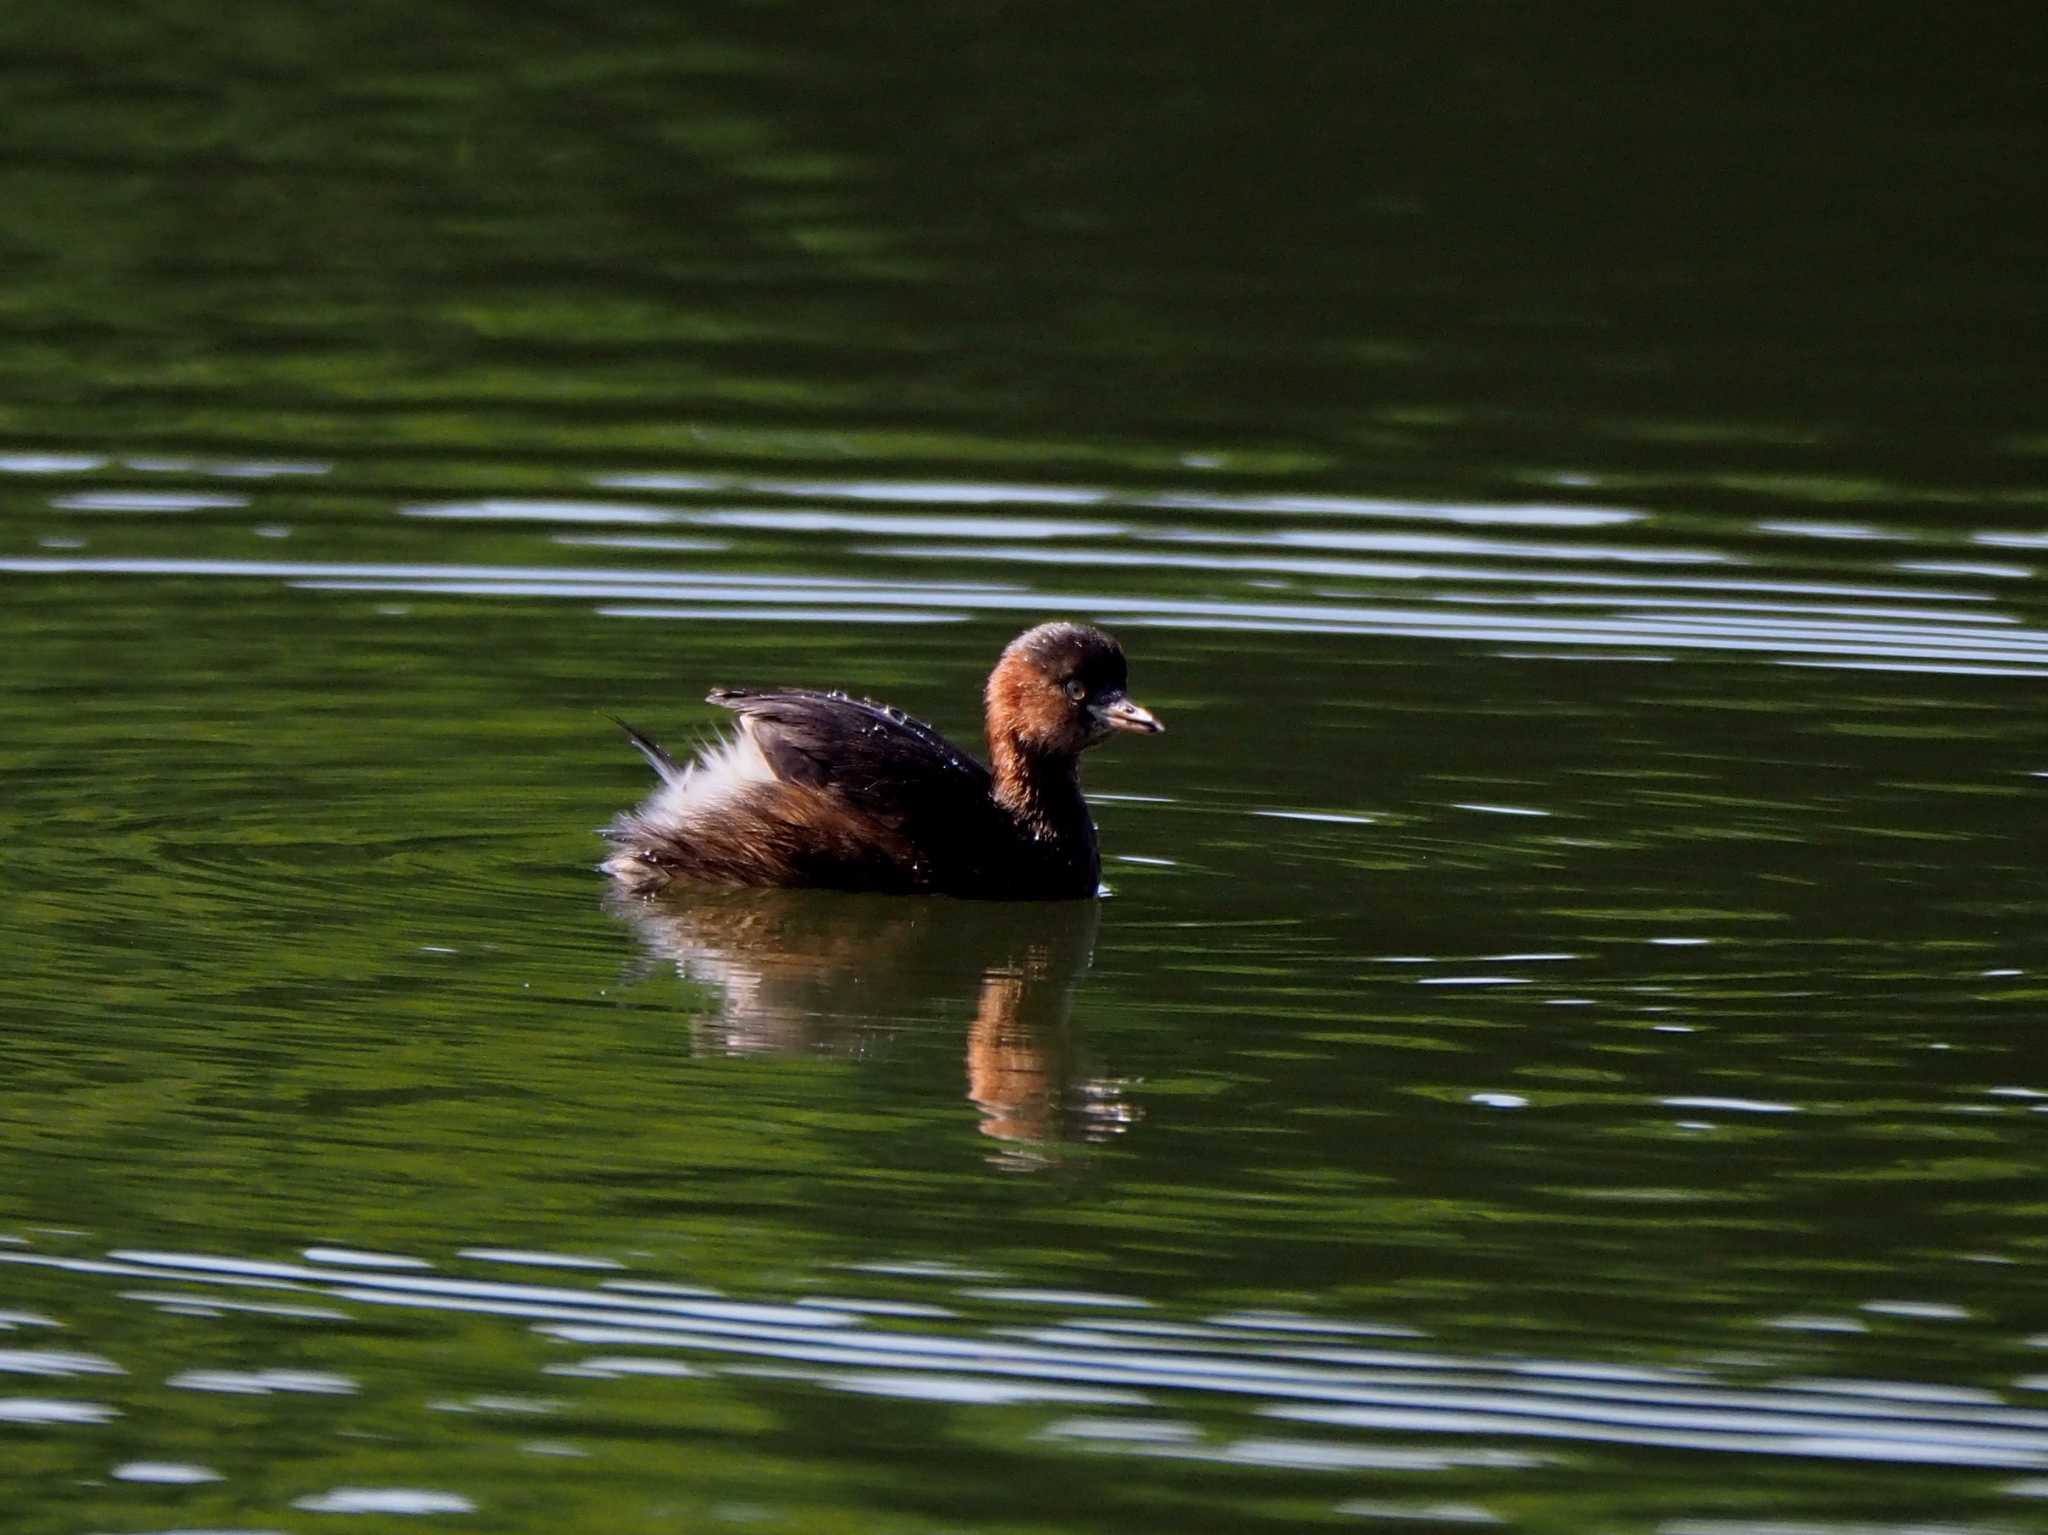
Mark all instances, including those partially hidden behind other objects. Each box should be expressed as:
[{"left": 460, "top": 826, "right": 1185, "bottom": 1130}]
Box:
[{"left": 1095, "top": 693, "right": 1163, "bottom": 734}]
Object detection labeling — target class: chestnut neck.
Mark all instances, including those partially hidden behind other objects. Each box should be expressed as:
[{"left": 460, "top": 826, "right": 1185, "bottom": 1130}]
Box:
[
  {"left": 988, "top": 729, "right": 1088, "bottom": 837},
  {"left": 982, "top": 655, "right": 1101, "bottom": 894}
]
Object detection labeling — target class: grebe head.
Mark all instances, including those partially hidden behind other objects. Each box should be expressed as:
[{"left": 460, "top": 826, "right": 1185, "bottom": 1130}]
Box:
[{"left": 986, "top": 621, "right": 1162, "bottom": 761}]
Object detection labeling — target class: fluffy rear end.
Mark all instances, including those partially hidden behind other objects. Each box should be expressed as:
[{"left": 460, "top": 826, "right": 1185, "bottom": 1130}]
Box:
[
  {"left": 603, "top": 722, "right": 925, "bottom": 892},
  {"left": 604, "top": 726, "right": 775, "bottom": 888}
]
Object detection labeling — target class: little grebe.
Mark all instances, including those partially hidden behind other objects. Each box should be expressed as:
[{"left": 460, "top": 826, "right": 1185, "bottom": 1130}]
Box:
[{"left": 603, "top": 622, "right": 1162, "bottom": 899}]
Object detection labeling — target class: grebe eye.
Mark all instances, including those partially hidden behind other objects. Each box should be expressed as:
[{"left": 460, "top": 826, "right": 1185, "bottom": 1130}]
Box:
[{"left": 1063, "top": 679, "right": 1087, "bottom": 703}]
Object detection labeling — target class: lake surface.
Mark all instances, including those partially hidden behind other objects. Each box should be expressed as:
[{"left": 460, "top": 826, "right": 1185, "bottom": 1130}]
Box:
[{"left": 5, "top": 8, "right": 2047, "bottom": 1533}]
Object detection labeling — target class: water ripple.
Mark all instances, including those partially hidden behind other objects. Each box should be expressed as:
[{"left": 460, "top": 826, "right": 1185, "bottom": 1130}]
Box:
[
  {"left": 7, "top": 1245, "right": 2047, "bottom": 1473},
  {"left": 13, "top": 553, "right": 2044, "bottom": 674}
]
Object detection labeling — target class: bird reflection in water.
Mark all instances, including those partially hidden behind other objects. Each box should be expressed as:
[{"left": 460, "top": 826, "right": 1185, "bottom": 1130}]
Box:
[{"left": 605, "top": 889, "right": 1134, "bottom": 1162}]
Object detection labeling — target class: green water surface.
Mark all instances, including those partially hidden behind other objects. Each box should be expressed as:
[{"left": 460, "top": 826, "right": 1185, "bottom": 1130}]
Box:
[{"left": 4, "top": 7, "right": 2047, "bottom": 1533}]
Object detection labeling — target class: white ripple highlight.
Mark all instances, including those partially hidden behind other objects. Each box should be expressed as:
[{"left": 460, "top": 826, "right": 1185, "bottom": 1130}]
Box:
[{"left": 11, "top": 1245, "right": 2048, "bottom": 1474}]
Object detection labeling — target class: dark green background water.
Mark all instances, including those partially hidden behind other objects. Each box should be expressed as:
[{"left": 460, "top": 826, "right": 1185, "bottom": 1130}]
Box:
[{"left": 5, "top": 6, "right": 2047, "bottom": 1532}]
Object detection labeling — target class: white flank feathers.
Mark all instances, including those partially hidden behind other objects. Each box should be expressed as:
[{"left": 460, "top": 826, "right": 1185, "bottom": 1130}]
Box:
[{"left": 643, "top": 721, "right": 778, "bottom": 827}]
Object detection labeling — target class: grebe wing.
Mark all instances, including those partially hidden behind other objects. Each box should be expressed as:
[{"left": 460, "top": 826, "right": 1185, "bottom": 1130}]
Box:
[{"left": 706, "top": 687, "right": 994, "bottom": 804}]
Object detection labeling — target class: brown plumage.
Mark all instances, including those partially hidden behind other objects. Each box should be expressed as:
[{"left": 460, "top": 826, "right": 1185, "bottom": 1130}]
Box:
[{"left": 603, "top": 622, "right": 1163, "bottom": 899}]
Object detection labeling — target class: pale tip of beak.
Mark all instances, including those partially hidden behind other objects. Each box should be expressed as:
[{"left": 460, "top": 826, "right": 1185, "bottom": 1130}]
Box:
[{"left": 1100, "top": 696, "right": 1163, "bottom": 734}]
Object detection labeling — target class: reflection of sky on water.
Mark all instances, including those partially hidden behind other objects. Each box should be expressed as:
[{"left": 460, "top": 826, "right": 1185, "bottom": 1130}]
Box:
[
  {"left": 8, "top": 453, "right": 2048, "bottom": 676},
  {"left": 13, "top": 552, "right": 2047, "bottom": 673},
  {"left": 9, "top": 1244, "right": 2048, "bottom": 1474}
]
